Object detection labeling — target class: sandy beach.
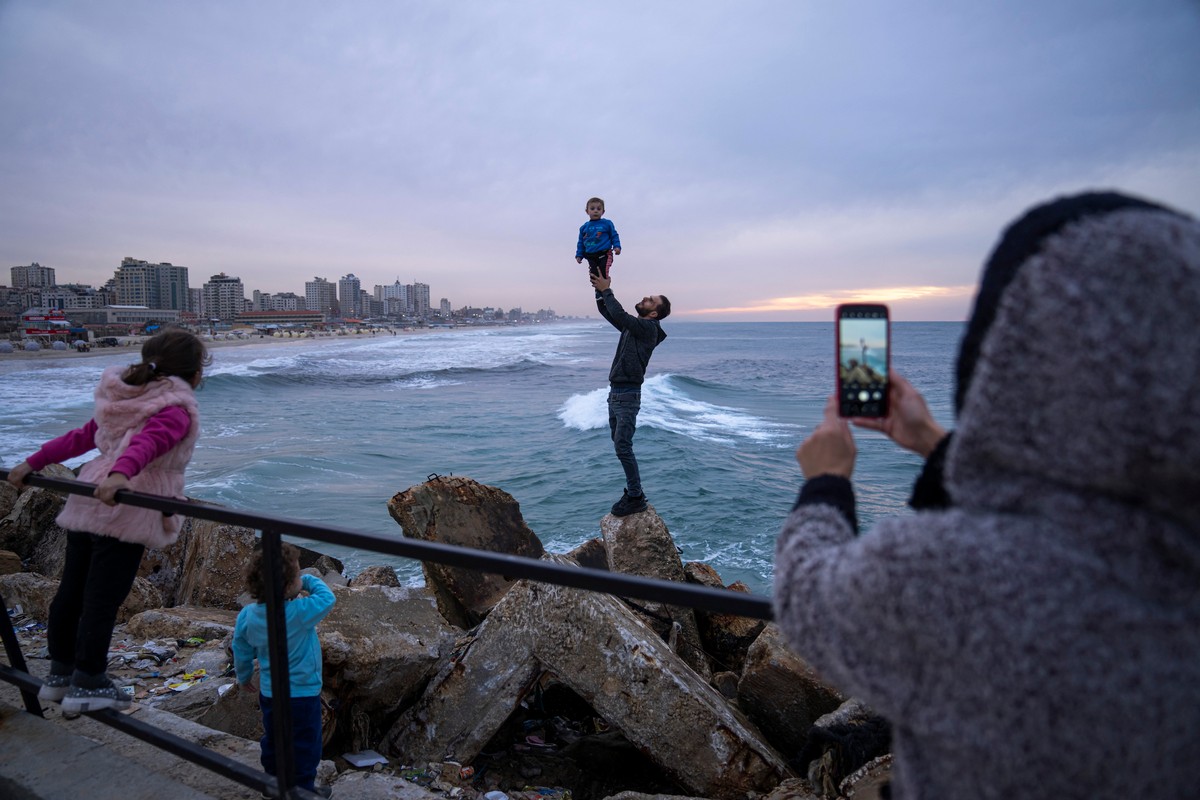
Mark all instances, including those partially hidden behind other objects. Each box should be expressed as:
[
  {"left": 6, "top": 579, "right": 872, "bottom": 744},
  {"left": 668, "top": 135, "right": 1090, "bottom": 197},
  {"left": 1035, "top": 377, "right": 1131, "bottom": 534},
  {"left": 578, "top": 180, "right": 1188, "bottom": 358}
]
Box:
[{"left": 0, "top": 326, "right": 466, "bottom": 361}]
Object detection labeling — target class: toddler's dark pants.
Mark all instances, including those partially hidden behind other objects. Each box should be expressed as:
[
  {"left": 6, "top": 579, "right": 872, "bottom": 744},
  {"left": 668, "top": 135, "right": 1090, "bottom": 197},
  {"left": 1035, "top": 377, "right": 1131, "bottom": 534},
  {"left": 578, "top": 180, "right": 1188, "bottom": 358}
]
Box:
[
  {"left": 260, "top": 693, "right": 323, "bottom": 792},
  {"left": 584, "top": 249, "right": 614, "bottom": 279}
]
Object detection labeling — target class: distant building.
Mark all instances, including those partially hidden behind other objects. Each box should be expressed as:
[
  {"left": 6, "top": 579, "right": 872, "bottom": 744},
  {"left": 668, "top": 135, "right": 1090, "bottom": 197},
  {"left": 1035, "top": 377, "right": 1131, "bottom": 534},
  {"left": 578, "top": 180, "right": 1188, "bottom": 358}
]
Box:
[
  {"left": 71, "top": 305, "right": 182, "bottom": 328},
  {"left": 271, "top": 292, "right": 304, "bottom": 311},
  {"left": 304, "top": 277, "right": 337, "bottom": 319},
  {"left": 235, "top": 309, "right": 325, "bottom": 327},
  {"left": 35, "top": 284, "right": 106, "bottom": 310},
  {"left": 338, "top": 274, "right": 362, "bottom": 318},
  {"left": 440, "top": 298, "right": 452, "bottom": 317},
  {"left": 410, "top": 282, "right": 430, "bottom": 317},
  {"left": 114, "top": 257, "right": 190, "bottom": 311},
  {"left": 202, "top": 273, "right": 245, "bottom": 321},
  {"left": 11, "top": 262, "right": 55, "bottom": 289},
  {"left": 20, "top": 307, "right": 71, "bottom": 336}
]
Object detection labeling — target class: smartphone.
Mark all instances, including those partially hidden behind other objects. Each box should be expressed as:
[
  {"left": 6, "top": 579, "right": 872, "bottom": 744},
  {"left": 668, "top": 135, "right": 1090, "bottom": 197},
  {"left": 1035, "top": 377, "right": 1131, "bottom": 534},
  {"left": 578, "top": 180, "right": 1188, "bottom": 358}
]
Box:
[{"left": 836, "top": 303, "right": 890, "bottom": 417}]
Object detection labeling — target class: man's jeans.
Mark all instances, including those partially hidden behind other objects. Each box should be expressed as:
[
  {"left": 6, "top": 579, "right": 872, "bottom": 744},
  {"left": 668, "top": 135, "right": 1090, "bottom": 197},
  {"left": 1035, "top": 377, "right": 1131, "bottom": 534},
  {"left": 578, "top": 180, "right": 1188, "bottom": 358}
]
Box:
[{"left": 608, "top": 388, "right": 643, "bottom": 497}]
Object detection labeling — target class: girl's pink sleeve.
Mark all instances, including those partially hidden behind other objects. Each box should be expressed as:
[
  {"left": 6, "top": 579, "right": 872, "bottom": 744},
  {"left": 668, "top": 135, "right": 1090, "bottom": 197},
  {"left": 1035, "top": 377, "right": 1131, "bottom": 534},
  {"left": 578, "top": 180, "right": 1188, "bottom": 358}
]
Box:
[
  {"left": 26, "top": 420, "right": 99, "bottom": 470},
  {"left": 110, "top": 406, "right": 193, "bottom": 478}
]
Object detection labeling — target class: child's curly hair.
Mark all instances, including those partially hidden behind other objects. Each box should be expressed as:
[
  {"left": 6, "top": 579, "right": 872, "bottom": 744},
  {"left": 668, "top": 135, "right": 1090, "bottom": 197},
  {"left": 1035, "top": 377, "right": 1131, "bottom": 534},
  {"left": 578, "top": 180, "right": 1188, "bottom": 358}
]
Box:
[{"left": 243, "top": 542, "right": 301, "bottom": 602}]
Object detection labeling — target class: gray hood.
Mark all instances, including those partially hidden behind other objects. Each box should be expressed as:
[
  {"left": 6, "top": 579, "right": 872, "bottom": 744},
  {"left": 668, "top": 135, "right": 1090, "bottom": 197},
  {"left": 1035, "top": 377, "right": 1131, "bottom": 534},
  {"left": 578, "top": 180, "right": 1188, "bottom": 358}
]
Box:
[{"left": 949, "top": 205, "right": 1200, "bottom": 540}]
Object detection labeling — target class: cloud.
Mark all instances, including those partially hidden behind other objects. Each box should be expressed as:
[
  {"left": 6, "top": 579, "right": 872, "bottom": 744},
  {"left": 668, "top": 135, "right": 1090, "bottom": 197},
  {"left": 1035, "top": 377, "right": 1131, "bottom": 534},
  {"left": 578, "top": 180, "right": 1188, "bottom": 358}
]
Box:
[
  {"left": 689, "top": 285, "right": 977, "bottom": 316},
  {"left": 1, "top": 1, "right": 1197, "bottom": 320}
]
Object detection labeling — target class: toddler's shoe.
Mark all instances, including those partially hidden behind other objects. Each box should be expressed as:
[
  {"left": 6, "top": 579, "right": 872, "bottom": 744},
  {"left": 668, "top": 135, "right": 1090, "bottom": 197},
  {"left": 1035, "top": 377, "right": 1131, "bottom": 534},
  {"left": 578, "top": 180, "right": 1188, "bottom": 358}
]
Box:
[
  {"left": 61, "top": 680, "right": 131, "bottom": 714},
  {"left": 37, "top": 673, "right": 72, "bottom": 703}
]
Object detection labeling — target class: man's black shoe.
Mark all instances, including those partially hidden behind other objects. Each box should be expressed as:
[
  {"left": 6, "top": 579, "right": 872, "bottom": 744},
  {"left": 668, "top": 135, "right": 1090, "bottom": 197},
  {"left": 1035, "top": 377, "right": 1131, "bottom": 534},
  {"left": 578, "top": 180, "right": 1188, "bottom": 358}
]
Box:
[{"left": 611, "top": 491, "right": 648, "bottom": 517}]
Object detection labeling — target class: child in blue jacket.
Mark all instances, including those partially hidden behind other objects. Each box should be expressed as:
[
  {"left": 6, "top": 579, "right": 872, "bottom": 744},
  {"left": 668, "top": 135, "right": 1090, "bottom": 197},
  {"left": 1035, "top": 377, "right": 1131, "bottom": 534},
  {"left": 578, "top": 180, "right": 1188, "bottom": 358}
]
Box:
[
  {"left": 575, "top": 196, "right": 622, "bottom": 280},
  {"left": 233, "top": 542, "right": 336, "bottom": 797}
]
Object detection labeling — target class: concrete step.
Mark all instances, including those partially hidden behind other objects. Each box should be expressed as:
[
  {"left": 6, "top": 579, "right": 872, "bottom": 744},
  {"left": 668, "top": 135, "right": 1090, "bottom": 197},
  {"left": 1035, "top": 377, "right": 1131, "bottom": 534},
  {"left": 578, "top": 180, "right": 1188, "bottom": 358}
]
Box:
[{"left": 0, "top": 700, "right": 216, "bottom": 800}]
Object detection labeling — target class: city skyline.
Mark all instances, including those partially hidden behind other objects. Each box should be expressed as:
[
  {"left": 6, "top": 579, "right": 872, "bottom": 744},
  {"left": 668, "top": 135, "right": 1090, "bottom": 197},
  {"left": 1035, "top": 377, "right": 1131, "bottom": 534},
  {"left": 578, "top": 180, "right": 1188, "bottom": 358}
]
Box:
[
  {"left": 7, "top": 257, "right": 562, "bottom": 326},
  {"left": 2, "top": 3, "right": 1197, "bottom": 321}
]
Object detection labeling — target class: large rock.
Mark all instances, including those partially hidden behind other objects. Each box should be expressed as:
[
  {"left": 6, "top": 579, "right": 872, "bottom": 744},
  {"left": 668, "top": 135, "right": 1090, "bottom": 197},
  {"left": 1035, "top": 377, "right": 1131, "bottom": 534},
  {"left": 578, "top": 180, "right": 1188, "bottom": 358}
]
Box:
[
  {"left": 738, "top": 624, "right": 845, "bottom": 760},
  {"left": 0, "top": 572, "right": 57, "bottom": 620},
  {"left": 151, "top": 517, "right": 258, "bottom": 610},
  {"left": 565, "top": 536, "right": 608, "bottom": 570},
  {"left": 138, "top": 514, "right": 344, "bottom": 610},
  {"left": 0, "top": 550, "right": 21, "bottom": 576},
  {"left": 320, "top": 584, "right": 457, "bottom": 745},
  {"left": 125, "top": 605, "right": 239, "bottom": 642},
  {"left": 685, "top": 563, "right": 767, "bottom": 676},
  {"left": 0, "top": 473, "right": 72, "bottom": 561},
  {"left": 350, "top": 565, "right": 402, "bottom": 588},
  {"left": 0, "top": 481, "right": 18, "bottom": 519},
  {"left": 601, "top": 509, "right": 709, "bottom": 678},
  {"left": 384, "top": 557, "right": 792, "bottom": 800},
  {"left": 0, "top": 571, "right": 160, "bottom": 623},
  {"left": 387, "top": 475, "right": 545, "bottom": 629}
]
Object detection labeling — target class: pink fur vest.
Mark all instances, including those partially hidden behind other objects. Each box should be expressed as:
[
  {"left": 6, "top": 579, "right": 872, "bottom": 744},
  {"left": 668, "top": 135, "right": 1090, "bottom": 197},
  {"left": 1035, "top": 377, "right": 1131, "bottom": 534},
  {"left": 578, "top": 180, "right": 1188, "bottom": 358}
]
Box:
[{"left": 56, "top": 365, "right": 201, "bottom": 548}]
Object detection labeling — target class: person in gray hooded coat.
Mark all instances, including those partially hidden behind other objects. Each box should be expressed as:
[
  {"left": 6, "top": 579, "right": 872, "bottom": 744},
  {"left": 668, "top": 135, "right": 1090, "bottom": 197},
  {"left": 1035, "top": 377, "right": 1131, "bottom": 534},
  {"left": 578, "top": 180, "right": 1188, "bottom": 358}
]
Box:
[{"left": 774, "top": 191, "right": 1200, "bottom": 799}]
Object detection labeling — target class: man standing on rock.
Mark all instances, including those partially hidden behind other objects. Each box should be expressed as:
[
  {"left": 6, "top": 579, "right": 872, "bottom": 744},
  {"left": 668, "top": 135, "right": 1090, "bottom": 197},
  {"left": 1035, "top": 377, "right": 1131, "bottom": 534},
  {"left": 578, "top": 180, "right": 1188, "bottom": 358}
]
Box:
[{"left": 591, "top": 271, "right": 670, "bottom": 517}]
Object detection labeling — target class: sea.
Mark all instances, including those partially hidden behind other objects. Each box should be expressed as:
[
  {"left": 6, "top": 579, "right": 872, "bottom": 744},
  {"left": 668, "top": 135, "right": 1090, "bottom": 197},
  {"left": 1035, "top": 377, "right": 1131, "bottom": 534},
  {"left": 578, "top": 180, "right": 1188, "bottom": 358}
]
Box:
[{"left": 0, "top": 321, "right": 963, "bottom": 596}]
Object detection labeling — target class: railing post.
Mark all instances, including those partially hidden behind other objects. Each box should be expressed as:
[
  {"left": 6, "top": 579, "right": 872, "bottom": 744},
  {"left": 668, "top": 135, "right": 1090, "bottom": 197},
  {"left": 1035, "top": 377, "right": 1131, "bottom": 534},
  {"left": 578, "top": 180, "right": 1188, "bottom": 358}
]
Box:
[
  {"left": 260, "top": 528, "right": 298, "bottom": 799},
  {"left": 0, "top": 589, "right": 44, "bottom": 716}
]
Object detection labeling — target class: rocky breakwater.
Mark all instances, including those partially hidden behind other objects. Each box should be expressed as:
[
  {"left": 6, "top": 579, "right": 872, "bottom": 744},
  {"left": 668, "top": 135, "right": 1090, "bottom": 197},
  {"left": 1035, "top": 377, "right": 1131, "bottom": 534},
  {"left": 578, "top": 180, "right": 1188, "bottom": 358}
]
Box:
[{"left": 1, "top": 473, "right": 892, "bottom": 800}]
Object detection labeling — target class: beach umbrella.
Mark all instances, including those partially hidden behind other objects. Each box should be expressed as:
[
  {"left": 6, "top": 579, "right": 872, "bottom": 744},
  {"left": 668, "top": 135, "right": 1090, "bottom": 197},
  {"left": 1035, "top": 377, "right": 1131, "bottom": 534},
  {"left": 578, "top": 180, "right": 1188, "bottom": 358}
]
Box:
[
  {"left": 73, "top": 340, "right": 87, "bottom": 346},
  {"left": 0, "top": 341, "right": 13, "bottom": 353},
  {"left": 52, "top": 341, "right": 68, "bottom": 351},
  {"left": 24, "top": 341, "right": 41, "bottom": 351}
]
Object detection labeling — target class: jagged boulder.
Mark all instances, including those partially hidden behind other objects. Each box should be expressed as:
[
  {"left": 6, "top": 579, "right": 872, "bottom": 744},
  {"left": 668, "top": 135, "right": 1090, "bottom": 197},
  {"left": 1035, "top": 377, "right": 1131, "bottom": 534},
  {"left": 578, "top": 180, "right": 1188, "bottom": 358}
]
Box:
[
  {"left": 0, "top": 465, "right": 74, "bottom": 561},
  {"left": 0, "top": 550, "right": 21, "bottom": 575},
  {"left": 0, "top": 570, "right": 160, "bottom": 623},
  {"left": 566, "top": 536, "right": 608, "bottom": 570},
  {"left": 0, "top": 481, "right": 18, "bottom": 519},
  {"left": 684, "top": 562, "right": 767, "bottom": 676},
  {"left": 137, "top": 515, "right": 343, "bottom": 610},
  {"left": 0, "top": 572, "right": 56, "bottom": 619},
  {"left": 319, "top": 584, "right": 457, "bottom": 744},
  {"left": 601, "top": 508, "right": 709, "bottom": 678},
  {"left": 738, "top": 624, "right": 845, "bottom": 760},
  {"left": 387, "top": 475, "right": 545, "bottom": 629},
  {"left": 383, "top": 558, "right": 792, "bottom": 800},
  {"left": 125, "top": 605, "right": 239, "bottom": 642},
  {"left": 350, "top": 565, "right": 402, "bottom": 588}
]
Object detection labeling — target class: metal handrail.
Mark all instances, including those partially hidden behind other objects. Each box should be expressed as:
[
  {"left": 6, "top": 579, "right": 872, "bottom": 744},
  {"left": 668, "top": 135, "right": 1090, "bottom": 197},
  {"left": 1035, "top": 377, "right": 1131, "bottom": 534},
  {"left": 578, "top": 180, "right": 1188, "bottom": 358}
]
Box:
[{"left": 0, "top": 468, "right": 775, "bottom": 797}]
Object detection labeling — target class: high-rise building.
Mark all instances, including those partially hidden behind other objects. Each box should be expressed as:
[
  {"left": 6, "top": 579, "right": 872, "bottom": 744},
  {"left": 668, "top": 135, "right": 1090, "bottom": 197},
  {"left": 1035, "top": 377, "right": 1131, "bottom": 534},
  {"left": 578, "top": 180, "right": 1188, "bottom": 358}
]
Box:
[
  {"left": 338, "top": 274, "right": 362, "bottom": 318},
  {"left": 202, "top": 273, "right": 245, "bottom": 321},
  {"left": 410, "top": 282, "right": 431, "bottom": 317},
  {"left": 440, "top": 298, "right": 452, "bottom": 317},
  {"left": 305, "top": 277, "right": 337, "bottom": 319},
  {"left": 11, "top": 262, "right": 56, "bottom": 289},
  {"left": 114, "top": 257, "right": 190, "bottom": 311},
  {"left": 189, "top": 288, "right": 204, "bottom": 318}
]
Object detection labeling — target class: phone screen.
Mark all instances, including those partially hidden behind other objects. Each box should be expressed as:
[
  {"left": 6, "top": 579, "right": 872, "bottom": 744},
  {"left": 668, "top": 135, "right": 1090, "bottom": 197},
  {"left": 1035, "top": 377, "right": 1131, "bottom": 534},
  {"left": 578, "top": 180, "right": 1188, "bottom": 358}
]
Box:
[{"left": 836, "top": 304, "right": 889, "bottom": 417}]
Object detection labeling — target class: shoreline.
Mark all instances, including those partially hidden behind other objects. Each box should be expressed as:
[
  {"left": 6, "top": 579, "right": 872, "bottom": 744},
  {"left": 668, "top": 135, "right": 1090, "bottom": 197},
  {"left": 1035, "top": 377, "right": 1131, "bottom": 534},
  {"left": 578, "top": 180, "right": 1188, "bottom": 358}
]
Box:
[{"left": 0, "top": 323, "right": 524, "bottom": 361}]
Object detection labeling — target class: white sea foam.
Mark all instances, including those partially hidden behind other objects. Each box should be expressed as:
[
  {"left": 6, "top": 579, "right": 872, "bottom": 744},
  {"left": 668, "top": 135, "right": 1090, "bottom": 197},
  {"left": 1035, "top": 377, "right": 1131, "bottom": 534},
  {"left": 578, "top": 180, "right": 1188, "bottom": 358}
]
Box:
[{"left": 557, "top": 374, "right": 794, "bottom": 446}]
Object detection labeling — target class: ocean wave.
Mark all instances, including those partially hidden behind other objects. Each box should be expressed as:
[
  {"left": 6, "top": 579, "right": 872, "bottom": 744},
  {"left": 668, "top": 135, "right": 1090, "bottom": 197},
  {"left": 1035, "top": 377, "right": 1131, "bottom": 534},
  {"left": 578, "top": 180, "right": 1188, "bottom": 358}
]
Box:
[{"left": 557, "top": 373, "right": 796, "bottom": 446}]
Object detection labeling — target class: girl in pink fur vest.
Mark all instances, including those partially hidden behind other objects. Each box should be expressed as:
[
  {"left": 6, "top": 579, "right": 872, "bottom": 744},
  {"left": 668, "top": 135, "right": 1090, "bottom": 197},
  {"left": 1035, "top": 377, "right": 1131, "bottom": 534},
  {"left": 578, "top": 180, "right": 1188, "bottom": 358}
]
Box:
[{"left": 6, "top": 329, "right": 209, "bottom": 713}]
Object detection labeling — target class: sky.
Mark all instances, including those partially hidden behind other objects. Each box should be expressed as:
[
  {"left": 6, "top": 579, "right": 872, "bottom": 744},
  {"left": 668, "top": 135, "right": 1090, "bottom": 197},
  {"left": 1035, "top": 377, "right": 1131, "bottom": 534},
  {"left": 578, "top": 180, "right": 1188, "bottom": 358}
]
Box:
[{"left": 1, "top": 1, "right": 1198, "bottom": 321}]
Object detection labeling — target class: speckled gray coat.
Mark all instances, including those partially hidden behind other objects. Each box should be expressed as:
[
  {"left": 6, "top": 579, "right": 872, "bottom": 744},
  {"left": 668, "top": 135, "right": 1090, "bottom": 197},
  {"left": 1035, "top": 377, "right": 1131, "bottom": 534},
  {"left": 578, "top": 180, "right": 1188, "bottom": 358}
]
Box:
[{"left": 775, "top": 202, "right": 1200, "bottom": 799}]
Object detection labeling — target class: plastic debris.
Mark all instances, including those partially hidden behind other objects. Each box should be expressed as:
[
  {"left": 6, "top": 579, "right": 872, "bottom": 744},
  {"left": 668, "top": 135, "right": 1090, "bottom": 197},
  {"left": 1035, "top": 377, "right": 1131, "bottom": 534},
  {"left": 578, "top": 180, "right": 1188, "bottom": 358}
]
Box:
[
  {"left": 166, "top": 669, "right": 208, "bottom": 691},
  {"left": 343, "top": 750, "right": 389, "bottom": 768}
]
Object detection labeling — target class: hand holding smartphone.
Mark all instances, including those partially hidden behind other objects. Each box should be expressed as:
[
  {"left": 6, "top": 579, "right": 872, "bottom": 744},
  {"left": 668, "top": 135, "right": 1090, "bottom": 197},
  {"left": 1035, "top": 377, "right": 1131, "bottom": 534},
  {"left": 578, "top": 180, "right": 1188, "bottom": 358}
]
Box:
[{"left": 836, "top": 303, "right": 890, "bottom": 417}]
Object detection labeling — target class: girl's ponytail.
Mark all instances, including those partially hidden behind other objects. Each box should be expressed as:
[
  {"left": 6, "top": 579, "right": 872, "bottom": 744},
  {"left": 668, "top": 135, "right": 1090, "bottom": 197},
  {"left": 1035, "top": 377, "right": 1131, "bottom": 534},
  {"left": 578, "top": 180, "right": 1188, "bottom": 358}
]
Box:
[{"left": 122, "top": 329, "right": 211, "bottom": 387}]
